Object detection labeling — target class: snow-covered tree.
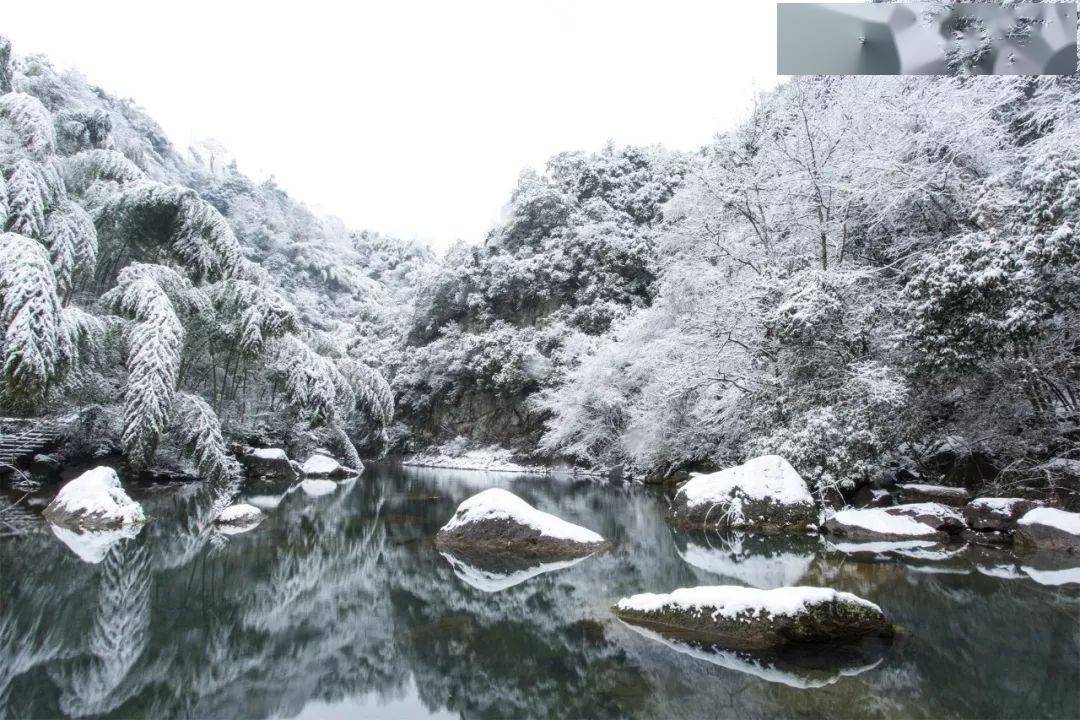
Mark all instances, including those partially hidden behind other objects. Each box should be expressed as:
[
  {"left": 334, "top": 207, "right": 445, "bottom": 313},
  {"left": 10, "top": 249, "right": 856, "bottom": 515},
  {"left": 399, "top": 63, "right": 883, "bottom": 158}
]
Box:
[
  {"left": 0, "top": 92, "right": 55, "bottom": 159},
  {"left": 0, "top": 232, "right": 62, "bottom": 402}
]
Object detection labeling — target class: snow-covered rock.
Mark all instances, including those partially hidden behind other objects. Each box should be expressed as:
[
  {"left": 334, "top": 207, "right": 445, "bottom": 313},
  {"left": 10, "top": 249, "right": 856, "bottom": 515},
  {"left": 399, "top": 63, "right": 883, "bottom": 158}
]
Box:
[
  {"left": 238, "top": 447, "right": 297, "bottom": 482},
  {"left": 669, "top": 455, "right": 817, "bottom": 532},
  {"left": 435, "top": 488, "right": 606, "bottom": 561},
  {"left": 824, "top": 506, "right": 945, "bottom": 540},
  {"left": 300, "top": 454, "right": 360, "bottom": 478},
  {"left": 214, "top": 503, "right": 264, "bottom": 534},
  {"left": 613, "top": 585, "right": 892, "bottom": 650},
  {"left": 897, "top": 483, "right": 972, "bottom": 507},
  {"left": 882, "top": 502, "right": 966, "bottom": 535},
  {"left": 43, "top": 467, "right": 145, "bottom": 529},
  {"left": 49, "top": 523, "right": 142, "bottom": 563},
  {"left": 964, "top": 497, "right": 1045, "bottom": 531},
  {"left": 1015, "top": 507, "right": 1080, "bottom": 553}
]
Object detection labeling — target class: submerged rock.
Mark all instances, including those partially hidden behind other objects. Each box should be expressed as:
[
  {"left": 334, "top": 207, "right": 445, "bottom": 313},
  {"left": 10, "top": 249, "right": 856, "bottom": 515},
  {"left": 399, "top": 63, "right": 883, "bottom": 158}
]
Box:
[
  {"left": 43, "top": 467, "right": 145, "bottom": 529},
  {"left": 897, "top": 483, "right": 972, "bottom": 507},
  {"left": 435, "top": 488, "right": 606, "bottom": 562},
  {"left": 964, "top": 497, "right": 1044, "bottom": 532},
  {"left": 239, "top": 447, "right": 298, "bottom": 482},
  {"left": 824, "top": 506, "right": 946, "bottom": 540},
  {"left": 1015, "top": 507, "right": 1080, "bottom": 553},
  {"left": 613, "top": 585, "right": 892, "bottom": 650},
  {"left": 669, "top": 455, "right": 817, "bottom": 532},
  {"left": 300, "top": 453, "right": 360, "bottom": 478}
]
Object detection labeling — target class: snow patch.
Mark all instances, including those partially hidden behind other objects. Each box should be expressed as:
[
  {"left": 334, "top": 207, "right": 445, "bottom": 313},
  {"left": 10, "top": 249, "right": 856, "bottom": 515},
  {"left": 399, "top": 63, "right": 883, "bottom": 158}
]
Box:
[
  {"left": 830, "top": 507, "right": 939, "bottom": 536},
  {"left": 251, "top": 447, "right": 288, "bottom": 460},
  {"left": 1017, "top": 507, "right": 1080, "bottom": 535},
  {"left": 405, "top": 441, "right": 548, "bottom": 474},
  {"left": 441, "top": 488, "right": 604, "bottom": 544},
  {"left": 616, "top": 585, "right": 880, "bottom": 620}
]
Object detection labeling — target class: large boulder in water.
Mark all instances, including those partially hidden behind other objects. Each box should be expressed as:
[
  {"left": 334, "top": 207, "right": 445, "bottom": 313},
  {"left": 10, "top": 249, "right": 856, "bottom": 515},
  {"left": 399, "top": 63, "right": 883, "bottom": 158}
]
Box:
[
  {"left": 43, "top": 467, "right": 145, "bottom": 529},
  {"left": 613, "top": 585, "right": 893, "bottom": 650},
  {"left": 238, "top": 447, "right": 298, "bottom": 482},
  {"left": 300, "top": 453, "right": 361, "bottom": 478},
  {"left": 435, "top": 488, "right": 606, "bottom": 562},
  {"left": 964, "top": 497, "right": 1045, "bottom": 532},
  {"left": 668, "top": 455, "right": 817, "bottom": 532},
  {"left": 1014, "top": 507, "right": 1080, "bottom": 553}
]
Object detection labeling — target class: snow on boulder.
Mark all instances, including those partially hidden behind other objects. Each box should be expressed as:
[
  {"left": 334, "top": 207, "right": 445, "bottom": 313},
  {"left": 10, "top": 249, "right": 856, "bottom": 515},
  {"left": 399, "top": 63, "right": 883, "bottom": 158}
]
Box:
[
  {"left": 214, "top": 503, "right": 264, "bottom": 535},
  {"left": 49, "top": 523, "right": 142, "bottom": 564},
  {"left": 897, "top": 483, "right": 972, "bottom": 507},
  {"left": 881, "top": 503, "right": 966, "bottom": 535},
  {"left": 301, "top": 453, "right": 361, "bottom": 478},
  {"left": 43, "top": 467, "right": 145, "bottom": 529},
  {"left": 613, "top": 585, "right": 893, "bottom": 650},
  {"left": 1015, "top": 507, "right": 1080, "bottom": 553},
  {"left": 435, "top": 488, "right": 606, "bottom": 562},
  {"left": 824, "top": 506, "right": 945, "bottom": 540},
  {"left": 964, "top": 497, "right": 1045, "bottom": 532},
  {"left": 669, "top": 455, "right": 817, "bottom": 532},
  {"left": 238, "top": 447, "right": 297, "bottom": 482}
]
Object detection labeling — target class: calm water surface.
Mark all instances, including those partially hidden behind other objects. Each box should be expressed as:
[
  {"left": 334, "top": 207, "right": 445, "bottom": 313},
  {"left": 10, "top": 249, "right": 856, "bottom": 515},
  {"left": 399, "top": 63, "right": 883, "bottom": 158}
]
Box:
[{"left": 1, "top": 463, "right": 1078, "bottom": 719}]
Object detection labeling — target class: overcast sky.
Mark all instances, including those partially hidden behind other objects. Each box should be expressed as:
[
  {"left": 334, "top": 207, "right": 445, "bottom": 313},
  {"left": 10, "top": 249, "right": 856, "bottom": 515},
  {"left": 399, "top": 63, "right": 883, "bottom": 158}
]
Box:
[{"left": 3, "top": 1, "right": 785, "bottom": 248}]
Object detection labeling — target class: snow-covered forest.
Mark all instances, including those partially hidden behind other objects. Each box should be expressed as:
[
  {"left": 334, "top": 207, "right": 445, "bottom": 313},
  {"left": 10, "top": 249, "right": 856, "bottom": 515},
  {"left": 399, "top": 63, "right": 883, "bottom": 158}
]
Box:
[{"left": 1, "top": 36, "right": 1078, "bottom": 502}]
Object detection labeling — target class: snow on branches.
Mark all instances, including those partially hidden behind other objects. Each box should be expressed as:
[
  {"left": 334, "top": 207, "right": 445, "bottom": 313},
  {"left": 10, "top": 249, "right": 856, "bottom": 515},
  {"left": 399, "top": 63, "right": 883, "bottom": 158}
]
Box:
[
  {"left": 62, "top": 148, "right": 144, "bottom": 196},
  {"left": 173, "top": 392, "right": 240, "bottom": 483},
  {"left": 0, "top": 232, "right": 62, "bottom": 402},
  {"left": 0, "top": 92, "right": 55, "bottom": 159},
  {"left": 211, "top": 278, "right": 298, "bottom": 354},
  {"left": 103, "top": 263, "right": 186, "bottom": 466},
  {"left": 44, "top": 199, "right": 97, "bottom": 295}
]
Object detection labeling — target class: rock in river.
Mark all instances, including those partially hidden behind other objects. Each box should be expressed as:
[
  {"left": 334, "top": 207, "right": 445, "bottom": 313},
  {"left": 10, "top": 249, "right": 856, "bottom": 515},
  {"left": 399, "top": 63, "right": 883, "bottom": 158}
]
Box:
[
  {"left": 613, "top": 585, "right": 893, "bottom": 650},
  {"left": 964, "top": 497, "right": 1045, "bottom": 532},
  {"left": 43, "top": 467, "right": 145, "bottom": 529},
  {"left": 215, "top": 503, "right": 265, "bottom": 534},
  {"left": 824, "top": 506, "right": 947, "bottom": 541},
  {"left": 238, "top": 447, "right": 298, "bottom": 482},
  {"left": 301, "top": 453, "right": 361, "bottom": 478},
  {"left": 669, "top": 455, "right": 817, "bottom": 532},
  {"left": 435, "top": 488, "right": 606, "bottom": 562},
  {"left": 1015, "top": 507, "right": 1080, "bottom": 553}
]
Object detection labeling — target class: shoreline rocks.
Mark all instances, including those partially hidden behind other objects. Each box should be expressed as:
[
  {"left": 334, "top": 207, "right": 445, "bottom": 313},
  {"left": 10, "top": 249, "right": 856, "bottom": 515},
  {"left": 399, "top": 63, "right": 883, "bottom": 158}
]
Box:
[
  {"left": 301, "top": 453, "right": 361, "bottom": 479},
  {"left": 43, "top": 466, "right": 145, "bottom": 529},
  {"left": 897, "top": 483, "right": 972, "bottom": 507},
  {"left": 669, "top": 455, "right": 817, "bottom": 532},
  {"left": 964, "top": 498, "right": 1045, "bottom": 532},
  {"left": 1015, "top": 507, "right": 1080, "bottom": 553},
  {"left": 613, "top": 585, "right": 893, "bottom": 650},
  {"left": 435, "top": 488, "right": 606, "bottom": 562},
  {"left": 824, "top": 506, "right": 946, "bottom": 541},
  {"left": 239, "top": 447, "right": 298, "bottom": 483}
]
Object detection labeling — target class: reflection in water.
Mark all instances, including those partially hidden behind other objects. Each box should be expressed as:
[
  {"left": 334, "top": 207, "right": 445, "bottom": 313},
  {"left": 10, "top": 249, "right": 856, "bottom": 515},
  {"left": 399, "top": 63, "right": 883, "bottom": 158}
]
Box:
[
  {"left": 0, "top": 463, "right": 1077, "bottom": 719},
  {"left": 440, "top": 551, "right": 592, "bottom": 593},
  {"left": 620, "top": 622, "right": 887, "bottom": 689}
]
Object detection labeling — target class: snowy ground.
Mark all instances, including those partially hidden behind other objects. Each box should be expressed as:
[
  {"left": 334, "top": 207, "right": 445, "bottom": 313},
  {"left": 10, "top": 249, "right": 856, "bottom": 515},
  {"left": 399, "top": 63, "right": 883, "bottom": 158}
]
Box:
[{"left": 403, "top": 442, "right": 551, "bottom": 474}]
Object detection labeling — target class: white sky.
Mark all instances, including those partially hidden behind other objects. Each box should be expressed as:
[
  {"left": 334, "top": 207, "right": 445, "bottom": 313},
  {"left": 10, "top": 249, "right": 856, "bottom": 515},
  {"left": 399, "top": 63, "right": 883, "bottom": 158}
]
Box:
[{"left": 3, "top": 0, "right": 784, "bottom": 248}]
